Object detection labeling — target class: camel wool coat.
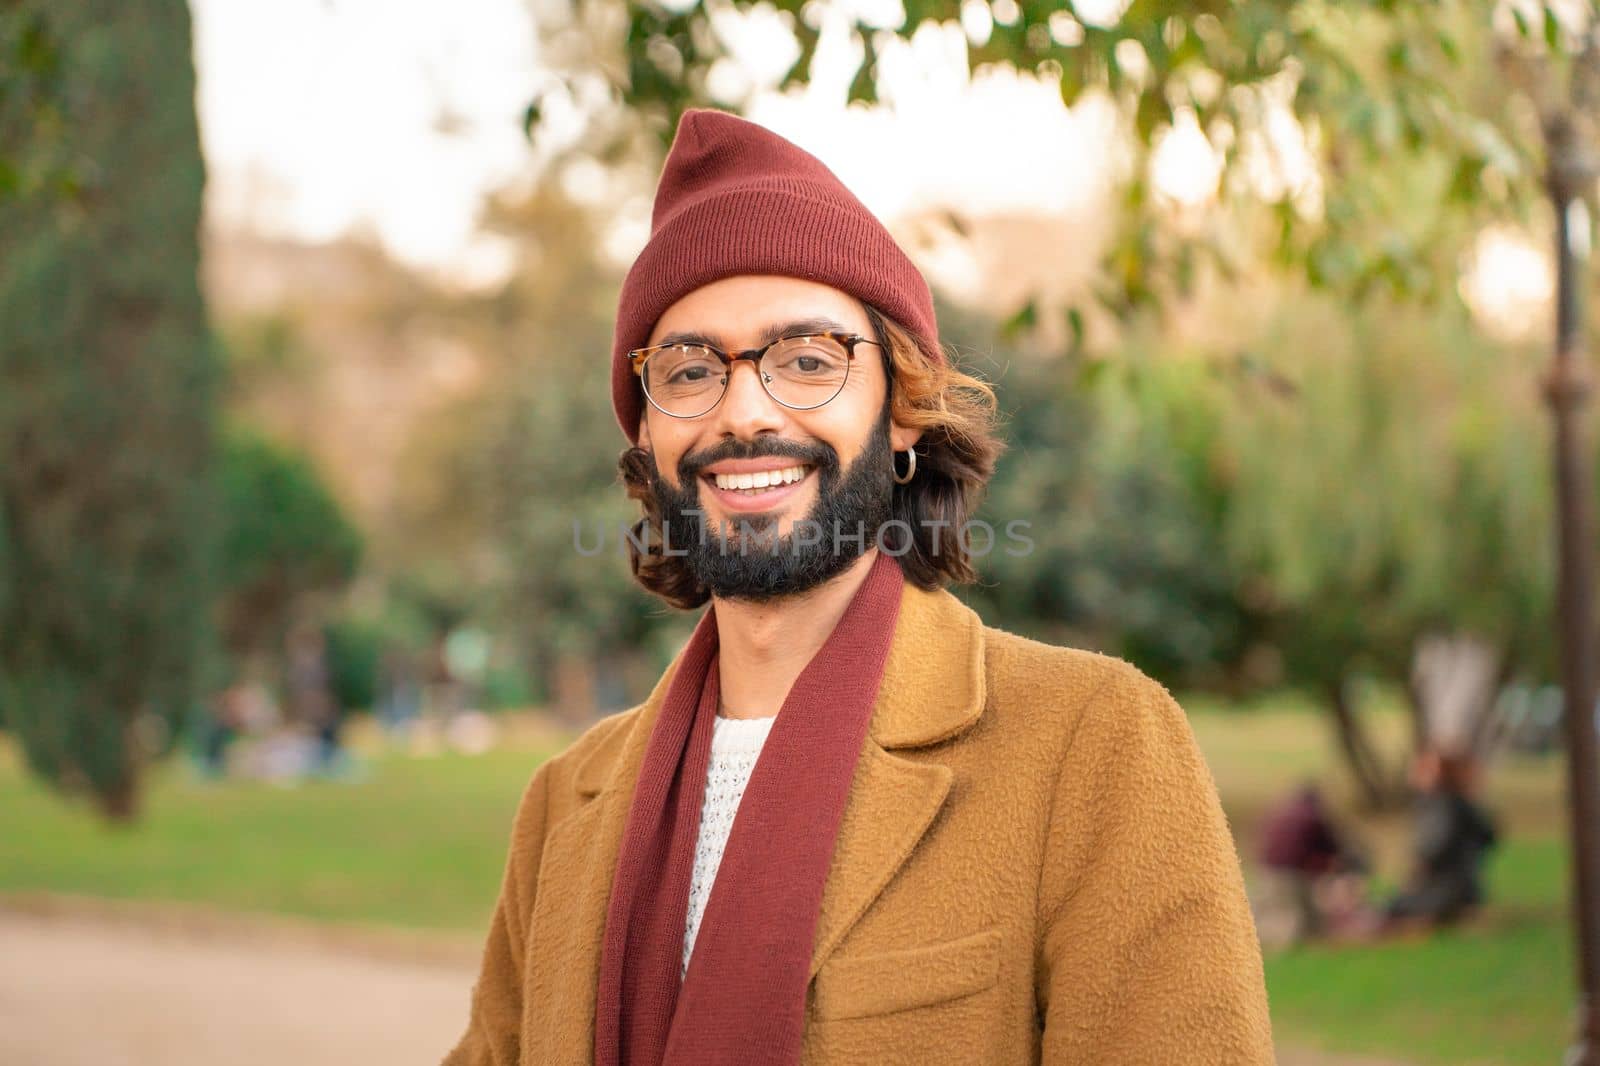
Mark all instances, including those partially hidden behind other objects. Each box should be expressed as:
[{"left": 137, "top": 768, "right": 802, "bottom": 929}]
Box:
[{"left": 444, "top": 579, "right": 1274, "bottom": 1065}]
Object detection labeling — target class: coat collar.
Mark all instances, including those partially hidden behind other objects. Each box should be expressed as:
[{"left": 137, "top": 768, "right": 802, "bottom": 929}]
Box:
[{"left": 574, "top": 577, "right": 988, "bottom": 796}]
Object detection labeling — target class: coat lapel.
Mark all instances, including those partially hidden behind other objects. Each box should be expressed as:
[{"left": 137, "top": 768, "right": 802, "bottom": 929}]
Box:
[
  {"left": 532, "top": 576, "right": 989, "bottom": 1050},
  {"left": 806, "top": 744, "right": 952, "bottom": 980},
  {"left": 807, "top": 580, "right": 988, "bottom": 978}
]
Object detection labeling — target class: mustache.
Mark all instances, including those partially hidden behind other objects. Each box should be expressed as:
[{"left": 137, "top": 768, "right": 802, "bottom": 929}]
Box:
[{"left": 679, "top": 438, "right": 837, "bottom": 480}]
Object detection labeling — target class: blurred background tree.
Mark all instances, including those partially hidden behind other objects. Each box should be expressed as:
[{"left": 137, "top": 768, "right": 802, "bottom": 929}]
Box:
[
  {"left": 0, "top": 0, "right": 219, "bottom": 820},
  {"left": 215, "top": 426, "right": 363, "bottom": 661},
  {"left": 1213, "top": 291, "right": 1553, "bottom": 805},
  {"left": 958, "top": 301, "right": 1255, "bottom": 690}
]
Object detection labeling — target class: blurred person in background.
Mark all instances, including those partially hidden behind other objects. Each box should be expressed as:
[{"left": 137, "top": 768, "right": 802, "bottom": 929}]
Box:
[
  {"left": 423, "top": 628, "right": 464, "bottom": 738},
  {"left": 193, "top": 682, "right": 249, "bottom": 779},
  {"left": 1383, "top": 747, "right": 1500, "bottom": 933},
  {"left": 1256, "top": 782, "right": 1375, "bottom": 945},
  {"left": 445, "top": 109, "right": 1272, "bottom": 1066},
  {"left": 377, "top": 644, "right": 424, "bottom": 743},
  {"left": 285, "top": 620, "right": 344, "bottom": 776}
]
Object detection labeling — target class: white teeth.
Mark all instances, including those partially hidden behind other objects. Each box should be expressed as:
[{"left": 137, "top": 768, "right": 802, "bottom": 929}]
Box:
[{"left": 712, "top": 465, "right": 808, "bottom": 492}]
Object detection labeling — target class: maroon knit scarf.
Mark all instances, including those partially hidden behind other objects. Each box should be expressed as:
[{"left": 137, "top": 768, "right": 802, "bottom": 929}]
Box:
[{"left": 594, "top": 551, "right": 906, "bottom": 1066}]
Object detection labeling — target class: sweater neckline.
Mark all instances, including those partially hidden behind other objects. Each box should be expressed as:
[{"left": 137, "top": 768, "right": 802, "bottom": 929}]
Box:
[{"left": 709, "top": 712, "right": 776, "bottom": 754}]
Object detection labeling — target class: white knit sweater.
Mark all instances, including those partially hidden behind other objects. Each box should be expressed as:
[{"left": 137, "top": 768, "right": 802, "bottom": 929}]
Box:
[{"left": 681, "top": 713, "right": 777, "bottom": 979}]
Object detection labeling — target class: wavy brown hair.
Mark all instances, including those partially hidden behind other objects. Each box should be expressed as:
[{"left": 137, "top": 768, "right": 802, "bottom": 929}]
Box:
[{"left": 617, "top": 304, "right": 1005, "bottom": 609}]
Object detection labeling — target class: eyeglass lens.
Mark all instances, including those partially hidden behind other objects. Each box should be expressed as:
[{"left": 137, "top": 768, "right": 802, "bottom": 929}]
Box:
[{"left": 641, "top": 335, "right": 851, "bottom": 417}]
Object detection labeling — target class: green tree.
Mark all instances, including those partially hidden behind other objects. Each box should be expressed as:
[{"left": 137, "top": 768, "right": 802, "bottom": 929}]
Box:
[
  {"left": 1211, "top": 291, "right": 1553, "bottom": 802},
  {"left": 0, "top": 1, "right": 219, "bottom": 820},
  {"left": 969, "top": 283, "right": 1554, "bottom": 809},
  {"left": 215, "top": 427, "right": 363, "bottom": 660},
  {"left": 955, "top": 305, "right": 1251, "bottom": 688}
]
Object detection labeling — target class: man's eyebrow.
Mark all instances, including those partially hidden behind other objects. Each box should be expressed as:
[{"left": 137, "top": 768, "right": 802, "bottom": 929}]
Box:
[{"left": 654, "top": 317, "right": 849, "bottom": 350}]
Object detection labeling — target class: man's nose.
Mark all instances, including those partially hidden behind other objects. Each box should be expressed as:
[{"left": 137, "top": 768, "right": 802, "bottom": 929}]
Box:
[{"left": 714, "top": 359, "right": 785, "bottom": 438}]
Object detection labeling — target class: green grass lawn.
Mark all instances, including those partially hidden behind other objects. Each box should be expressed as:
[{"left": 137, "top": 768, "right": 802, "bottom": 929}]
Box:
[
  {"left": 0, "top": 737, "right": 556, "bottom": 933},
  {"left": 1265, "top": 837, "right": 1572, "bottom": 1066},
  {"left": 0, "top": 702, "right": 1582, "bottom": 1065}
]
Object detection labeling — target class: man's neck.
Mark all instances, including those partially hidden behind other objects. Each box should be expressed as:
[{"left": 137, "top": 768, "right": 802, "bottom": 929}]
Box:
[{"left": 711, "top": 549, "right": 881, "bottom": 720}]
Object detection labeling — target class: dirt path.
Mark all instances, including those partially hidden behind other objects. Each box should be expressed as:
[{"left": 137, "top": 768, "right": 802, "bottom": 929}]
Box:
[
  {"left": 0, "top": 906, "right": 477, "bottom": 1066},
  {"left": 0, "top": 903, "right": 1407, "bottom": 1066}
]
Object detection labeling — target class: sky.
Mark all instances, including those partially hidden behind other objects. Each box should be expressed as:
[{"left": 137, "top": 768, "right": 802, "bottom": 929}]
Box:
[
  {"left": 190, "top": 0, "right": 1128, "bottom": 287},
  {"left": 192, "top": 0, "right": 540, "bottom": 281}
]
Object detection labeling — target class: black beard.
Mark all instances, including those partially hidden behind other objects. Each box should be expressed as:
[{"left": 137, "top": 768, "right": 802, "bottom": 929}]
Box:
[{"left": 647, "top": 416, "right": 896, "bottom": 603}]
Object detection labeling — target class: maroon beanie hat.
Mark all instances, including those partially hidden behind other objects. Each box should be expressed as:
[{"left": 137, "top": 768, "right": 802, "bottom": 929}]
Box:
[{"left": 611, "top": 108, "right": 942, "bottom": 444}]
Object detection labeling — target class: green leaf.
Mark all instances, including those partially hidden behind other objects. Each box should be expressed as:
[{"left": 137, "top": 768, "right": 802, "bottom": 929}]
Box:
[
  {"left": 782, "top": 24, "right": 822, "bottom": 89},
  {"left": 1136, "top": 90, "right": 1170, "bottom": 143},
  {"left": 1001, "top": 298, "right": 1038, "bottom": 339},
  {"left": 1057, "top": 58, "right": 1084, "bottom": 108},
  {"left": 847, "top": 28, "right": 879, "bottom": 105}
]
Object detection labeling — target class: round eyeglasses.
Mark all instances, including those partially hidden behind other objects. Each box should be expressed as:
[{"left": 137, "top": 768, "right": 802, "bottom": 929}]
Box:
[{"left": 630, "top": 331, "right": 881, "bottom": 420}]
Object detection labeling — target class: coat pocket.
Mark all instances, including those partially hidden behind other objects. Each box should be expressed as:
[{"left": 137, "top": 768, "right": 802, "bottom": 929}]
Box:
[{"left": 812, "top": 927, "right": 1002, "bottom": 1021}]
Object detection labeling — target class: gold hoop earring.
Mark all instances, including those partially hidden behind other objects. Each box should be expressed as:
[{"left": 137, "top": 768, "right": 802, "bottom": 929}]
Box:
[{"left": 892, "top": 447, "right": 917, "bottom": 485}]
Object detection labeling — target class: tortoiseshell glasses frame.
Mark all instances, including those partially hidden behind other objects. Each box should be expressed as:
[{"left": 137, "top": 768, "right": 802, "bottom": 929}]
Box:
[{"left": 629, "top": 330, "right": 882, "bottom": 419}]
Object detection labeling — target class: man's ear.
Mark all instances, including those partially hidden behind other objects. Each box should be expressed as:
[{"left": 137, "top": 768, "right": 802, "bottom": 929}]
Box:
[
  {"left": 889, "top": 420, "right": 923, "bottom": 454},
  {"left": 882, "top": 374, "right": 922, "bottom": 454},
  {"left": 636, "top": 409, "right": 651, "bottom": 450}
]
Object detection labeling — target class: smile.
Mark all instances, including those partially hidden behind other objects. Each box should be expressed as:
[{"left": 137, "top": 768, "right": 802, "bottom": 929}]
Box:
[
  {"left": 700, "top": 464, "right": 815, "bottom": 512},
  {"left": 708, "top": 464, "right": 810, "bottom": 493}
]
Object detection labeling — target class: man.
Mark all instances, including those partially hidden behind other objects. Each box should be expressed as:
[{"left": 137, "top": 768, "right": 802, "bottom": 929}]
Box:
[{"left": 444, "top": 108, "right": 1273, "bottom": 1065}]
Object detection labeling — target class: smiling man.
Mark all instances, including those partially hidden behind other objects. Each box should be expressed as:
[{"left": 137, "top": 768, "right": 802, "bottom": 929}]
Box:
[
  {"left": 631, "top": 281, "right": 913, "bottom": 604},
  {"left": 444, "top": 108, "right": 1273, "bottom": 1066}
]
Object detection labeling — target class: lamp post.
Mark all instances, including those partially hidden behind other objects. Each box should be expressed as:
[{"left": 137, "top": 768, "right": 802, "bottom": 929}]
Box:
[{"left": 1543, "top": 98, "right": 1600, "bottom": 1065}]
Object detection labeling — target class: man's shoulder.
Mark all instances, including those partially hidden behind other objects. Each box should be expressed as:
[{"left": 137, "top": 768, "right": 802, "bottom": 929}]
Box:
[
  {"left": 979, "top": 620, "right": 1163, "bottom": 701},
  {"left": 541, "top": 704, "right": 642, "bottom": 787},
  {"left": 507, "top": 706, "right": 643, "bottom": 836},
  {"left": 978, "top": 620, "right": 1182, "bottom": 743}
]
